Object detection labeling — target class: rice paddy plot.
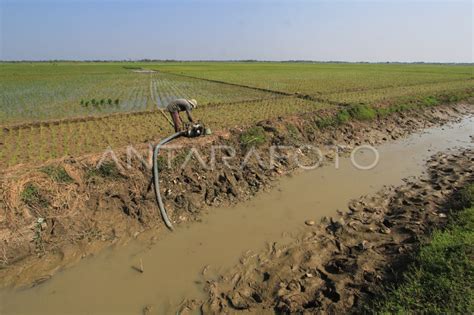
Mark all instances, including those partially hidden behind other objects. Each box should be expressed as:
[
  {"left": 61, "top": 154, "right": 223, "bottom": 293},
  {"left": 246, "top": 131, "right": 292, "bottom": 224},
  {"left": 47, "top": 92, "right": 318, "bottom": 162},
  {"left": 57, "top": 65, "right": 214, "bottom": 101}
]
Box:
[
  {"left": 324, "top": 80, "right": 474, "bottom": 105},
  {"left": 0, "top": 63, "right": 153, "bottom": 125},
  {"left": 0, "top": 97, "right": 328, "bottom": 168},
  {"left": 2, "top": 61, "right": 473, "bottom": 170},
  {"left": 155, "top": 62, "right": 474, "bottom": 96},
  {"left": 148, "top": 72, "right": 279, "bottom": 109},
  {"left": 0, "top": 111, "right": 170, "bottom": 168}
]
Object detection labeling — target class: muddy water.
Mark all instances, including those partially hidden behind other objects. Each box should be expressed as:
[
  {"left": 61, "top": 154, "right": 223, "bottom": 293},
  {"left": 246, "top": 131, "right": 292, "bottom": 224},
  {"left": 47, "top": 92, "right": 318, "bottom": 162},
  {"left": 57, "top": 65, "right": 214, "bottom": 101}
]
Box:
[{"left": 1, "top": 117, "right": 473, "bottom": 315}]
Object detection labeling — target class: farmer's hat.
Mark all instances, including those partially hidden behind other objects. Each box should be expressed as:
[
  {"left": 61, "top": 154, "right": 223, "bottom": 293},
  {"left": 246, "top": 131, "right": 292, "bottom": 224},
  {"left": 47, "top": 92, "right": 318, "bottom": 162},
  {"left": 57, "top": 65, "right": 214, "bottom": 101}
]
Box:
[{"left": 188, "top": 99, "right": 198, "bottom": 109}]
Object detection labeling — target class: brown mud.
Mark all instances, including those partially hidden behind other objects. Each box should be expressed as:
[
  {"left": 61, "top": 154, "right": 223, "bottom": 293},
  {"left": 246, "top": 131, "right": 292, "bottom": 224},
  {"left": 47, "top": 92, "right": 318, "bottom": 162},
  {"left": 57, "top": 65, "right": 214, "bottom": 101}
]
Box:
[
  {"left": 0, "top": 103, "right": 472, "bottom": 291},
  {"left": 200, "top": 149, "right": 474, "bottom": 314},
  {"left": 1, "top": 119, "right": 473, "bottom": 315}
]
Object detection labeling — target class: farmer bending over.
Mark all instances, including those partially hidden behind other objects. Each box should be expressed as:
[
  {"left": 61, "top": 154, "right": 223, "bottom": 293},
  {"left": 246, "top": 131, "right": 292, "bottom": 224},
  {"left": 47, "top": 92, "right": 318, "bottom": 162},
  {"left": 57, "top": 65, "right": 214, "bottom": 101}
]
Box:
[{"left": 166, "top": 99, "right": 197, "bottom": 132}]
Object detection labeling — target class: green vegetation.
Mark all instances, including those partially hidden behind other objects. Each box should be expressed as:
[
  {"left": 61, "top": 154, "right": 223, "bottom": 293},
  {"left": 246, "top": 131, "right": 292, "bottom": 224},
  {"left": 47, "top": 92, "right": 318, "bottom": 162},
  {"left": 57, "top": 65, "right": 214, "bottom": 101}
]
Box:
[
  {"left": 240, "top": 126, "right": 267, "bottom": 148},
  {"left": 0, "top": 63, "right": 276, "bottom": 125},
  {"left": 40, "top": 165, "right": 73, "bottom": 183},
  {"left": 371, "top": 184, "right": 474, "bottom": 314},
  {"left": 155, "top": 62, "right": 473, "bottom": 95},
  {"left": 316, "top": 105, "right": 374, "bottom": 128},
  {"left": 2, "top": 62, "right": 472, "bottom": 125},
  {"left": 326, "top": 80, "right": 473, "bottom": 105},
  {"left": 86, "top": 161, "right": 122, "bottom": 179},
  {"left": 0, "top": 97, "right": 324, "bottom": 168},
  {"left": 21, "top": 183, "right": 49, "bottom": 208},
  {"left": 286, "top": 123, "right": 300, "bottom": 141},
  {"left": 460, "top": 184, "right": 474, "bottom": 206},
  {"left": 335, "top": 109, "right": 350, "bottom": 124},
  {"left": 348, "top": 104, "right": 377, "bottom": 121},
  {"left": 1, "top": 61, "right": 472, "bottom": 169},
  {"left": 81, "top": 97, "right": 119, "bottom": 108}
]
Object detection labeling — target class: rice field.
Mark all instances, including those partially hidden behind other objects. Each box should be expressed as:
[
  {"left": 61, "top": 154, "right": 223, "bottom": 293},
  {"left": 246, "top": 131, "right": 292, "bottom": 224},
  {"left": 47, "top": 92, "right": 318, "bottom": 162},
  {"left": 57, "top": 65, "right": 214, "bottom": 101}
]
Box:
[
  {"left": 0, "top": 63, "right": 276, "bottom": 125},
  {"left": 325, "top": 79, "right": 474, "bottom": 105},
  {"left": 0, "top": 97, "right": 323, "bottom": 168},
  {"left": 148, "top": 72, "right": 276, "bottom": 108},
  {"left": 155, "top": 62, "right": 473, "bottom": 95},
  {"left": 1, "top": 61, "right": 473, "bottom": 169}
]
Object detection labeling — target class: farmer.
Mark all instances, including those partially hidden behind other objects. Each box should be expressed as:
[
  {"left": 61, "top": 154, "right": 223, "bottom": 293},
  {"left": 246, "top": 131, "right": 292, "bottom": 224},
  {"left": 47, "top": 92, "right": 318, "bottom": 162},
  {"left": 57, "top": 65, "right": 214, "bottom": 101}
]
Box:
[{"left": 166, "top": 98, "right": 198, "bottom": 132}]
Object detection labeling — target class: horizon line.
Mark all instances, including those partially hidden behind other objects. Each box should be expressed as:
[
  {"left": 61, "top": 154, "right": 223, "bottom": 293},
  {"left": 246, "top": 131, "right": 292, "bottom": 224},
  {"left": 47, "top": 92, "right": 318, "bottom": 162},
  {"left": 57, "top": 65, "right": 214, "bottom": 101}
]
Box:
[{"left": 1, "top": 59, "right": 473, "bottom": 65}]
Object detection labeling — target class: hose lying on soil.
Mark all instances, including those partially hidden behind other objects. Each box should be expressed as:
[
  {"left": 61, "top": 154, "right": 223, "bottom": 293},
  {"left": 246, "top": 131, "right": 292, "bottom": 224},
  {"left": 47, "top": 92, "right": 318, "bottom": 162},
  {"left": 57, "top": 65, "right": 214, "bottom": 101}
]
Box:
[{"left": 153, "top": 131, "right": 186, "bottom": 230}]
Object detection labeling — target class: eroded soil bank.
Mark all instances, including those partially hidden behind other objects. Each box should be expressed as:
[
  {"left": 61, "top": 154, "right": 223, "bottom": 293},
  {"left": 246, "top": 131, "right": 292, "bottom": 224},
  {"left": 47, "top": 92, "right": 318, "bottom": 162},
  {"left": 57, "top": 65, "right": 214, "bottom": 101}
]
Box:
[
  {"left": 0, "top": 103, "right": 472, "bottom": 290},
  {"left": 0, "top": 106, "right": 472, "bottom": 314},
  {"left": 200, "top": 149, "right": 474, "bottom": 314}
]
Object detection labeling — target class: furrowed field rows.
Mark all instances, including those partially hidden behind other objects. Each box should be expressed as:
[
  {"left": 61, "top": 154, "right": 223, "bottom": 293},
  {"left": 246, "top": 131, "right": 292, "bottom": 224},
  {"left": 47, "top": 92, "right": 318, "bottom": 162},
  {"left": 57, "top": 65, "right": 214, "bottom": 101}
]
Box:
[
  {"left": 2, "top": 62, "right": 473, "bottom": 170},
  {"left": 155, "top": 62, "right": 473, "bottom": 96},
  {"left": 148, "top": 72, "right": 278, "bottom": 108},
  {"left": 0, "top": 111, "right": 170, "bottom": 168},
  {"left": 0, "top": 64, "right": 154, "bottom": 124},
  {"left": 0, "top": 97, "right": 326, "bottom": 168},
  {"left": 0, "top": 63, "right": 280, "bottom": 125},
  {"left": 324, "top": 80, "right": 474, "bottom": 105}
]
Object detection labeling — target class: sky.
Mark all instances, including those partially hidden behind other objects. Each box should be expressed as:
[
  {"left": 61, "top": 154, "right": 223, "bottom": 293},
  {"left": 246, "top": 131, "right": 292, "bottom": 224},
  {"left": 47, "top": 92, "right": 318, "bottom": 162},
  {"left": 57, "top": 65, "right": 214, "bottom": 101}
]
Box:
[{"left": 0, "top": 0, "right": 472, "bottom": 62}]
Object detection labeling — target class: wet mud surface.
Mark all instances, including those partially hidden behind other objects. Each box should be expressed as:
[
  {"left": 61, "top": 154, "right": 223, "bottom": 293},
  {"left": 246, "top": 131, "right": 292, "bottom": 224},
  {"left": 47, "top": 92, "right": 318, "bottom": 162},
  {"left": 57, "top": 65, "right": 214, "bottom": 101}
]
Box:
[{"left": 200, "top": 149, "right": 474, "bottom": 314}]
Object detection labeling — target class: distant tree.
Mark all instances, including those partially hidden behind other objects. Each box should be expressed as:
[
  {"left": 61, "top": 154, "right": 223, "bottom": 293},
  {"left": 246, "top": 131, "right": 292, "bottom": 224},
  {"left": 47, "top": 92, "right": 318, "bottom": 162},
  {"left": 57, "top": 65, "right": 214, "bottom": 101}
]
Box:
[
  {"left": 108, "top": 98, "right": 112, "bottom": 105},
  {"left": 91, "top": 99, "right": 96, "bottom": 105},
  {"left": 100, "top": 99, "right": 105, "bottom": 105},
  {"left": 114, "top": 99, "right": 119, "bottom": 105},
  {"left": 85, "top": 101, "right": 89, "bottom": 107}
]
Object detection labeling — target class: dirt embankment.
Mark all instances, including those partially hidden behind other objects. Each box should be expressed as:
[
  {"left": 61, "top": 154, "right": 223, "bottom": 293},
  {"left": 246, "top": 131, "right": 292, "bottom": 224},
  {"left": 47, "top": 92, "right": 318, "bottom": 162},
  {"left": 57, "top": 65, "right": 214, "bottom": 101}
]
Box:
[
  {"left": 198, "top": 149, "right": 474, "bottom": 314},
  {"left": 0, "top": 103, "right": 472, "bottom": 288}
]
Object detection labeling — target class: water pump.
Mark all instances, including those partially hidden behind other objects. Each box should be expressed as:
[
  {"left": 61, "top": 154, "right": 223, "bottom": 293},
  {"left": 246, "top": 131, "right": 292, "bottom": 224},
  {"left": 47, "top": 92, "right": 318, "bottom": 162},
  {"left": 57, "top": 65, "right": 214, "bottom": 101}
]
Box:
[{"left": 183, "top": 123, "right": 206, "bottom": 138}]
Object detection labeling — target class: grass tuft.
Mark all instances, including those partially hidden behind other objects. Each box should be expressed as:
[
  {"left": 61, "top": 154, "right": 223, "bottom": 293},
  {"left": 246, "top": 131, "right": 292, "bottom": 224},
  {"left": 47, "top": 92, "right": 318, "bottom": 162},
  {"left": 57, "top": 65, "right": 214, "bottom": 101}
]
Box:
[
  {"left": 40, "top": 165, "right": 73, "bottom": 183},
  {"left": 286, "top": 124, "right": 300, "bottom": 140},
  {"left": 21, "top": 183, "right": 49, "bottom": 208},
  {"left": 422, "top": 96, "right": 440, "bottom": 107},
  {"left": 86, "top": 161, "right": 121, "bottom": 179},
  {"left": 316, "top": 108, "right": 356, "bottom": 129},
  {"left": 348, "top": 104, "right": 377, "bottom": 121},
  {"left": 240, "top": 126, "right": 267, "bottom": 148},
  {"left": 335, "top": 109, "right": 351, "bottom": 124},
  {"left": 459, "top": 184, "right": 474, "bottom": 208}
]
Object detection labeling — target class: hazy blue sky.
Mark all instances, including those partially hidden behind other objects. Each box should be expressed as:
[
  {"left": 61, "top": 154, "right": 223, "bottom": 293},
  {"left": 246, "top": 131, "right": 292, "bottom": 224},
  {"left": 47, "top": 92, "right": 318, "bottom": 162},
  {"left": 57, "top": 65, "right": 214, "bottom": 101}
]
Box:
[{"left": 1, "top": 0, "right": 472, "bottom": 62}]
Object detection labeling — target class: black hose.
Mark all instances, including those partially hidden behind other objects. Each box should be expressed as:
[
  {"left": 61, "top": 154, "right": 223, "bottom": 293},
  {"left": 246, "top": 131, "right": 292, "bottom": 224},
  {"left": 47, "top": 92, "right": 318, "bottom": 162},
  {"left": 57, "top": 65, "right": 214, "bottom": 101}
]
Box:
[{"left": 153, "top": 131, "right": 186, "bottom": 230}]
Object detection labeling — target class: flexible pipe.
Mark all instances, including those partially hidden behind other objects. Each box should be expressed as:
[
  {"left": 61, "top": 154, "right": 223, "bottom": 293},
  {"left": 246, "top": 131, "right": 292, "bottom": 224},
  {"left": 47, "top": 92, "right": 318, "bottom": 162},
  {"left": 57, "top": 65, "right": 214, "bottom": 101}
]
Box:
[{"left": 153, "top": 131, "right": 186, "bottom": 230}]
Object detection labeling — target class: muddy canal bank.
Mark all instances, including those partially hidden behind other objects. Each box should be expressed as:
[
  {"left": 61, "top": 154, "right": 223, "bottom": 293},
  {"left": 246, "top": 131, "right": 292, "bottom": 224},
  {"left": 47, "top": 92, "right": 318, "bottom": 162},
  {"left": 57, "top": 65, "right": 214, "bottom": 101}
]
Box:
[
  {"left": 200, "top": 149, "right": 474, "bottom": 314},
  {"left": 0, "top": 104, "right": 472, "bottom": 314}
]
